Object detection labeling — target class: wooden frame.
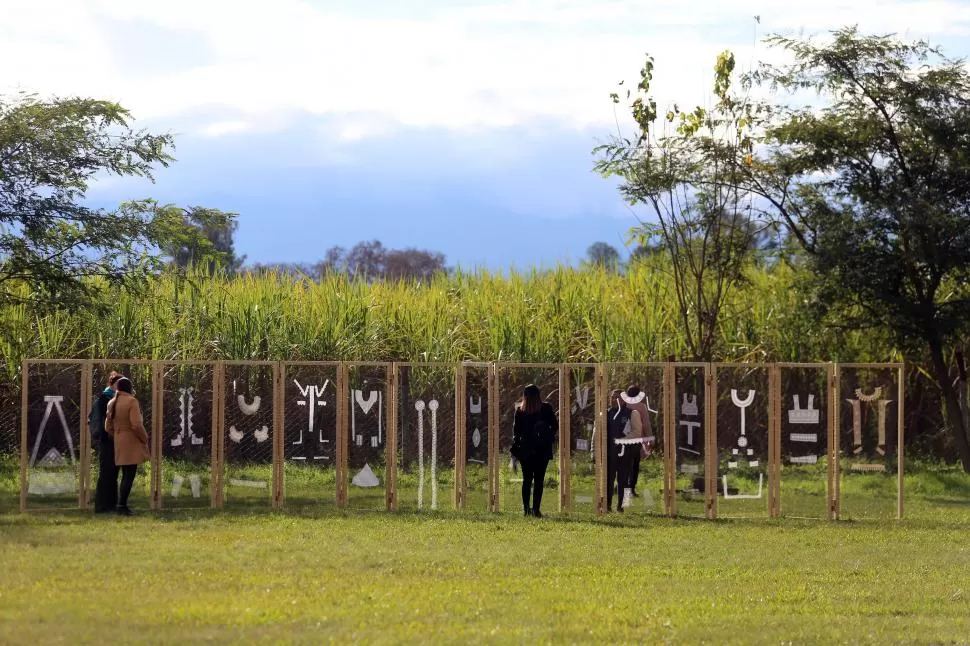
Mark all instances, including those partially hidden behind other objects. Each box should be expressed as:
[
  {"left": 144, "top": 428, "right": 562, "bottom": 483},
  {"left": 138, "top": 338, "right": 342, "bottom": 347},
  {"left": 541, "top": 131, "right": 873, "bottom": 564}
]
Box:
[{"left": 15, "top": 359, "right": 908, "bottom": 521}]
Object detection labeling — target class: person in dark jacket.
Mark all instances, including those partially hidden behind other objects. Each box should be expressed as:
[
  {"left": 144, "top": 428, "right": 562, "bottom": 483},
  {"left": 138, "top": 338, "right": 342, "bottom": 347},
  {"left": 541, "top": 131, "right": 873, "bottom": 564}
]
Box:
[
  {"left": 605, "top": 389, "right": 630, "bottom": 512},
  {"left": 89, "top": 371, "right": 121, "bottom": 513},
  {"left": 511, "top": 384, "right": 558, "bottom": 518}
]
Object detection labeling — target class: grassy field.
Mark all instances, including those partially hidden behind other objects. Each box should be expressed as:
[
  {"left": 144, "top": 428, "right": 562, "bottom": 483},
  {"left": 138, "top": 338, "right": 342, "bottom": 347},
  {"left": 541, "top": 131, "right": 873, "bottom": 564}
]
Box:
[{"left": 2, "top": 466, "right": 970, "bottom": 644}]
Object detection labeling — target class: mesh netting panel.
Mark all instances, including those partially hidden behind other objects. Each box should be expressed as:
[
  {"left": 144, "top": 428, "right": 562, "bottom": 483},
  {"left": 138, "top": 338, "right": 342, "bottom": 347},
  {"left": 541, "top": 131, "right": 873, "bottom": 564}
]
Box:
[
  {"left": 160, "top": 364, "right": 214, "bottom": 509},
  {"left": 674, "top": 366, "right": 707, "bottom": 517},
  {"left": 25, "top": 363, "right": 82, "bottom": 509},
  {"left": 605, "top": 365, "right": 665, "bottom": 515},
  {"left": 223, "top": 363, "right": 275, "bottom": 509},
  {"left": 497, "top": 367, "right": 560, "bottom": 514},
  {"left": 0, "top": 383, "right": 20, "bottom": 512},
  {"left": 283, "top": 364, "right": 338, "bottom": 509},
  {"left": 463, "top": 366, "right": 490, "bottom": 511},
  {"left": 716, "top": 366, "right": 769, "bottom": 518},
  {"left": 567, "top": 367, "right": 597, "bottom": 514},
  {"left": 780, "top": 366, "right": 830, "bottom": 519},
  {"left": 839, "top": 367, "right": 900, "bottom": 519},
  {"left": 396, "top": 365, "right": 456, "bottom": 512},
  {"left": 347, "top": 365, "right": 388, "bottom": 511},
  {"left": 92, "top": 363, "right": 154, "bottom": 511}
]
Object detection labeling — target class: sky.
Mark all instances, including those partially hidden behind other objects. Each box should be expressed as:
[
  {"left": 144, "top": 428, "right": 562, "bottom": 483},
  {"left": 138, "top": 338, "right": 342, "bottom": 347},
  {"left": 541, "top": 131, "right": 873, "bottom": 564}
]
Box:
[{"left": 3, "top": 0, "right": 970, "bottom": 270}]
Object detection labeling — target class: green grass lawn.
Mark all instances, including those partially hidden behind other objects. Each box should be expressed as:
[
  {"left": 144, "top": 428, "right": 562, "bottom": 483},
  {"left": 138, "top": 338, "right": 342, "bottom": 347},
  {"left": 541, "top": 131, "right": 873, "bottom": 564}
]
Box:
[{"left": 3, "top": 458, "right": 970, "bottom": 644}]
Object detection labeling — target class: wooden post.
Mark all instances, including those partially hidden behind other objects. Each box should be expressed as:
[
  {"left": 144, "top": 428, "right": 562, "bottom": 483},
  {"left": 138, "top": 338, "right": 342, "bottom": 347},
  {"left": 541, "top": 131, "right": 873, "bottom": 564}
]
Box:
[
  {"left": 706, "top": 364, "right": 717, "bottom": 520},
  {"left": 830, "top": 364, "right": 840, "bottom": 520},
  {"left": 897, "top": 363, "right": 905, "bottom": 520},
  {"left": 768, "top": 364, "right": 780, "bottom": 518},
  {"left": 454, "top": 364, "right": 466, "bottom": 510},
  {"left": 212, "top": 362, "right": 224, "bottom": 509},
  {"left": 19, "top": 360, "right": 28, "bottom": 512},
  {"left": 79, "top": 362, "right": 92, "bottom": 510},
  {"left": 663, "top": 363, "right": 676, "bottom": 516},
  {"left": 594, "top": 364, "right": 607, "bottom": 516},
  {"left": 487, "top": 363, "right": 500, "bottom": 513},
  {"left": 150, "top": 362, "right": 163, "bottom": 511},
  {"left": 386, "top": 364, "right": 398, "bottom": 511},
  {"left": 335, "top": 363, "right": 348, "bottom": 508},
  {"left": 558, "top": 365, "right": 570, "bottom": 514},
  {"left": 272, "top": 363, "right": 284, "bottom": 510}
]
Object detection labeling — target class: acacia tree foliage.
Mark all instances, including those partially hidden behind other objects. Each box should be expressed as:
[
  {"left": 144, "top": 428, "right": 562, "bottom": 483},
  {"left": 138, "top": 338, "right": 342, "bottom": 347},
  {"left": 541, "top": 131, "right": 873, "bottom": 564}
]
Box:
[
  {"left": 0, "top": 93, "right": 228, "bottom": 309},
  {"left": 745, "top": 28, "right": 970, "bottom": 470},
  {"left": 163, "top": 207, "right": 243, "bottom": 275},
  {"left": 600, "top": 27, "right": 970, "bottom": 469},
  {"left": 595, "top": 51, "right": 770, "bottom": 361}
]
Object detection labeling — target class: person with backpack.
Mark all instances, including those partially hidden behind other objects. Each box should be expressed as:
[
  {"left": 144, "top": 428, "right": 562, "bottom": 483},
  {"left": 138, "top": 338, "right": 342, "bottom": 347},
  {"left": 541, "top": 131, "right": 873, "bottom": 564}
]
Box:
[
  {"left": 89, "top": 371, "right": 122, "bottom": 513},
  {"left": 510, "top": 384, "right": 558, "bottom": 518},
  {"left": 605, "top": 389, "right": 630, "bottom": 512},
  {"left": 614, "top": 385, "right": 654, "bottom": 512}
]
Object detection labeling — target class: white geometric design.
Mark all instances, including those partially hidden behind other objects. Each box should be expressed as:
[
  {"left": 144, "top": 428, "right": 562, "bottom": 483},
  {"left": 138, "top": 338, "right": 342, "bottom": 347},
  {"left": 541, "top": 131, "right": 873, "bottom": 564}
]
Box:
[
  {"left": 679, "top": 420, "right": 701, "bottom": 445},
  {"left": 229, "top": 478, "right": 267, "bottom": 489},
  {"left": 171, "top": 474, "right": 203, "bottom": 499},
  {"left": 790, "top": 433, "right": 818, "bottom": 443},
  {"left": 351, "top": 390, "right": 382, "bottom": 446},
  {"left": 38, "top": 448, "right": 65, "bottom": 467},
  {"left": 253, "top": 426, "right": 269, "bottom": 443},
  {"left": 228, "top": 426, "right": 244, "bottom": 443},
  {"left": 722, "top": 473, "right": 764, "bottom": 499},
  {"left": 293, "top": 379, "right": 329, "bottom": 445},
  {"left": 471, "top": 427, "right": 481, "bottom": 448},
  {"left": 469, "top": 396, "right": 482, "bottom": 415},
  {"left": 788, "top": 395, "right": 820, "bottom": 425},
  {"left": 237, "top": 394, "right": 261, "bottom": 416},
  {"left": 681, "top": 393, "right": 698, "bottom": 416},
  {"left": 172, "top": 387, "right": 201, "bottom": 447},
  {"left": 352, "top": 463, "right": 380, "bottom": 487},
  {"left": 415, "top": 399, "right": 440, "bottom": 510},
  {"left": 789, "top": 455, "right": 818, "bottom": 464},
  {"left": 855, "top": 387, "right": 883, "bottom": 402},
  {"left": 571, "top": 385, "right": 590, "bottom": 413},
  {"left": 29, "top": 395, "right": 76, "bottom": 468}
]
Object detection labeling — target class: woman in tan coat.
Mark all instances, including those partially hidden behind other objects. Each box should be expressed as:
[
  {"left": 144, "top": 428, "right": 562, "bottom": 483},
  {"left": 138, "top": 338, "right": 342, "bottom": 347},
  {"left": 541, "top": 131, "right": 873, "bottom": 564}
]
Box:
[{"left": 105, "top": 377, "right": 149, "bottom": 516}]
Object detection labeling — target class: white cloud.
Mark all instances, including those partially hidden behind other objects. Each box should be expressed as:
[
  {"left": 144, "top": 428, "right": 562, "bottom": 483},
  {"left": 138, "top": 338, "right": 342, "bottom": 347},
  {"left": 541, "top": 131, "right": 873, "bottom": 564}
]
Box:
[{"left": 1, "top": 0, "right": 968, "bottom": 140}]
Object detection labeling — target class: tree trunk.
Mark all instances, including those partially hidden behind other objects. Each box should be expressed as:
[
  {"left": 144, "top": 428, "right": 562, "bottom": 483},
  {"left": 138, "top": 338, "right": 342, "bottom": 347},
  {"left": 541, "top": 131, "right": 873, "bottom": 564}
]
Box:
[{"left": 928, "top": 338, "right": 970, "bottom": 473}]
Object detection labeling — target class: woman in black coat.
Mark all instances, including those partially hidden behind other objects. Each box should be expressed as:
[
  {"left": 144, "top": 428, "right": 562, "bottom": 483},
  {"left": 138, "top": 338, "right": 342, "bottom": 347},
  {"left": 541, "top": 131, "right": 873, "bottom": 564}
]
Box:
[
  {"left": 89, "top": 371, "right": 122, "bottom": 513},
  {"left": 511, "top": 384, "right": 558, "bottom": 518}
]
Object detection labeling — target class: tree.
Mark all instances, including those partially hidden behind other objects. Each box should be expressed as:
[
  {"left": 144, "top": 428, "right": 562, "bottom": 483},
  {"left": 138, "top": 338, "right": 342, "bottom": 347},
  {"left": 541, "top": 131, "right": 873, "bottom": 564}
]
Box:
[
  {"left": 739, "top": 27, "right": 970, "bottom": 470},
  {"left": 0, "top": 93, "right": 220, "bottom": 309},
  {"left": 163, "top": 207, "right": 243, "bottom": 274},
  {"left": 595, "top": 50, "right": 768, "bottom": 361},
  {"left": 585, "top": 242, "right": 622, "bottom": 271}
]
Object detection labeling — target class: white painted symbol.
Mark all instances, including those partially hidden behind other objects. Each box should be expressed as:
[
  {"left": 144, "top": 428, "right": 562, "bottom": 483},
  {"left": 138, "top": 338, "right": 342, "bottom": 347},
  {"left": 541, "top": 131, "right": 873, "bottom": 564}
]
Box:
[
  {"left": 253, "top": 426, "right": 269, "bottom": 443},
  {"left": 722, "top": 473, "right": 763, "bottom": 499},
  {"left": 471, "top": 427, "right": 481, "bottom": 448},
  {"left": 229, "top": 426, "right": 244, "bottom": 443},
  {"left": 788, "top": 395, "right": 819, "bottom": 425},
  {"left": 645, "top": 397, "right": 659, "bottom": 414},
  {"left": 172, "top": 474, "right": 202, "bottom": 498},
  {"left": 789, "top": 455, "right": 818, "bottom": 464},
  {"left": 172, "top": 387, "right": 202, "bottom": 447},
  {"left": 571, "top": 386, "right": 590, "bottom": 413},
  {"left": 681, "top": 394, "right": 698, "bottom": 417},
  {"left": 38, "top": 448, "right": 65, "bottom": 467},
  {"left": 29, "top": 396, "right": 76, "bottom": 468},
  {"left": 730, "top": 389, "right": 756, "bottom": 460},
  {"left": 790, "top": 433, "right": 817, "bottom": 443},
  {"left": 748, "top": 460, "right": 759, "bottom": 468},
  {"left": 576, "top": 439, "right": 590, "bottom": 451},
  {"left": 230, "top": 478, "right": 267, "bottom": 489},
  {"left": 351, "top": 389, "right": 382, "bottom": 447},
  {"left": 28, "top": 472, "right": 75, "bottom": 495},
  {"left": 680, "top": 463, "right": 700, "bottom": 474},
  {"left": 237, "top": 395, "right": 261, "bottom": 416},
  {"left": 846, "top": 386, "right": 893, "bottom": 457},
  {"left": 229, "top": 424, "right": 269, "bottom": 443},
  {"left": 415, "top": 399, "right": 440, "bottom": 510},
  {"left": 469, "top": 396, "right": 482, "bottom": 415},
  {"left": 679, "top": 420, "right": 701, "bottom": 445},
  {"left": 851, "top": 463, "right": 886, "bottom": 472},
  {"left": 293, "top": 379, "right": 329, "bottom": 445},
  {"left": 352, "top": 463, "right": 380, "bottom": 487}
]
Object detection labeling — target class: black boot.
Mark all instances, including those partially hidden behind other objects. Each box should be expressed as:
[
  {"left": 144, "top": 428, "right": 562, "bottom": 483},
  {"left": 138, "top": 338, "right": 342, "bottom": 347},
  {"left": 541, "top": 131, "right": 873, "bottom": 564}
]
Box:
[{"left": 116, "top": 506, "right": 134, "bottom": 517}]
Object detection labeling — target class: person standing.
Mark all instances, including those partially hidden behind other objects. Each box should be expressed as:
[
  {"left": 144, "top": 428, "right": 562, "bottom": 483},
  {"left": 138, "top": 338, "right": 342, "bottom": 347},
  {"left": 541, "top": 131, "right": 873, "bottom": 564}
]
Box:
[
  {"left": 605, "top": 389, "right": 630, "bottom": 512},
  {"left": 511, "top": 384, "right": 558, "bottom": 518},
  {"left": 90, "top": 371, "right": 122, "bottom": 513},
  {"left": 615, "top": 385, "right": 654, "bottom": 512},
  {"left": 104, "top": 377, "right": 150, "bottom": 516}
]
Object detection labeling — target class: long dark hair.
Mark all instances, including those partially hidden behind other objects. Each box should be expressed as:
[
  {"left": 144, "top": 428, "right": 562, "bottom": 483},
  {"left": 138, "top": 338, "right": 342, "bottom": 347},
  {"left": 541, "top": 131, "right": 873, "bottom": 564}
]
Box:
[
  {"left": 517, "top": 384, "right": 542, "bottom": 414},
  {"left": 115, "top": 377, "right": 133, "bottom": 394}
]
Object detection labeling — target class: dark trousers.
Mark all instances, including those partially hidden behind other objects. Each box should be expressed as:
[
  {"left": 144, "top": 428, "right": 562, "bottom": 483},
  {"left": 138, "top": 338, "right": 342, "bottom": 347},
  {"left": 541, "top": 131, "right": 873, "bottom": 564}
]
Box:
[
  {"left": 521, "top": 458, "right": 549, "bottom": 513},
  {"left": 617, "top": 447, "right": 639, "bottom": 510},
  {"left": 94, "top": 439, "right": 119, "bottom": 512},
  {"left": 118, "top": 465, "right": 137, "bottom": 508},
  {"left": 606, "top": 447, "right": 620, "bottom": 510},
  {"left": 629, "top": 452, "right": 642, "bottom": 493}
]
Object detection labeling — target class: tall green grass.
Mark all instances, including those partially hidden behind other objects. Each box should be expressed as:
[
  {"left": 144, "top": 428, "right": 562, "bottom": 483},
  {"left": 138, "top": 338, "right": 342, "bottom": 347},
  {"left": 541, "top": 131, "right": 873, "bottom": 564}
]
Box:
[{"left": 0, "top": 258, "right": 891, "bottom": 374}]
